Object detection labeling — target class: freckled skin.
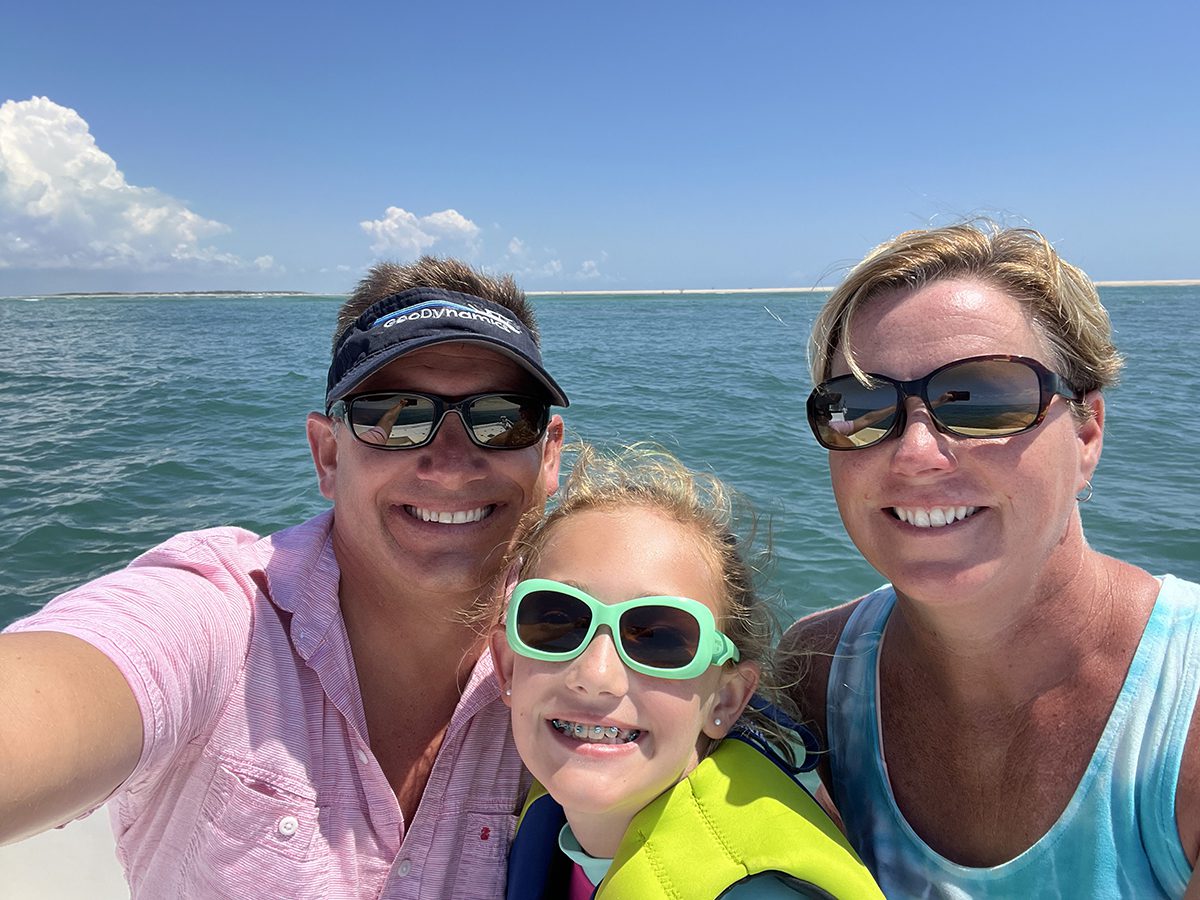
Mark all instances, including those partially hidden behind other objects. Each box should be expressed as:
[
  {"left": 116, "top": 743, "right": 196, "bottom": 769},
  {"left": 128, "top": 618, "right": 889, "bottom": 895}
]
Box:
[
  {"left": 828, "top": 279, "right": 1096, "bottom": 612},
  {"left": 491, "top": 507, "right": 757, "bottom": 858}
]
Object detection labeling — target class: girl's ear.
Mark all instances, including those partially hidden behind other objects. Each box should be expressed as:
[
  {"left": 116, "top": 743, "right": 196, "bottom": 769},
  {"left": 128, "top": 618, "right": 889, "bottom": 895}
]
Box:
[
  {"left": 488, "top": 624, "right": 516, "bottom": 707},
  {"left": 702, "top": 661, "right": 760, "bottom": 740}
]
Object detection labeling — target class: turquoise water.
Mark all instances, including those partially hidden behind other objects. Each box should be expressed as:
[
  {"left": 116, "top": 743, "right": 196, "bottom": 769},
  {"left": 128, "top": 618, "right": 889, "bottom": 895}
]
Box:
[{"left": 2, "top": 287, "right": 1198, "bottom": 626}]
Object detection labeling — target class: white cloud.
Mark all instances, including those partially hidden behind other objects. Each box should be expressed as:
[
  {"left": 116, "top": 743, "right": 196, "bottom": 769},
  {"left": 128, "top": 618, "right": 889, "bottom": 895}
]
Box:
[
  {"left": 0, "top": 96, "right": 251, "bottom": 271},
  {"left": 500, "top": 237, "right": 605, "bottom": 283},
  {"left": 498, "top": 235, "right": 566, "bottom": 281},
  {"left": 360, "top": 206, "right": 481, "bottom": 258},
  {"left": 509, "top": 257, "right": 562, "bottom": 279}
]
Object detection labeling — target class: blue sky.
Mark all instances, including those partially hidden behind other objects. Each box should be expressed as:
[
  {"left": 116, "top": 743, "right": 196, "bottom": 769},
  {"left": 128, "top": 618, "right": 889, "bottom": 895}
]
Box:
[{"left": 1, "top": 0, "right": 1196, "bottom": 295}]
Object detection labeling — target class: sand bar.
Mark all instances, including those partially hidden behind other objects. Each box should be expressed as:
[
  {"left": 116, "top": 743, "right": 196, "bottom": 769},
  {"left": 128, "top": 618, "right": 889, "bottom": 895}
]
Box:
[
  {"left": 1092, "top": 279, "right": 1200, "bottom": 287},
  {"left": 529, "top": 286, "right": 835, "bottom": 297},
  {"left": 532, "top": 281, "right": 1200, "bottom": 296}
]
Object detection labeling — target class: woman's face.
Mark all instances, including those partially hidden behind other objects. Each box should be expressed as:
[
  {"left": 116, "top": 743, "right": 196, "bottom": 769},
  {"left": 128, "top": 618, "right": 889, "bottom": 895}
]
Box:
[
  {"left": 490, "top": 506, "right": 755, "bottom": 857},
  {"left": 826, "top": 278, "right": 1104, "bottom": 609}
]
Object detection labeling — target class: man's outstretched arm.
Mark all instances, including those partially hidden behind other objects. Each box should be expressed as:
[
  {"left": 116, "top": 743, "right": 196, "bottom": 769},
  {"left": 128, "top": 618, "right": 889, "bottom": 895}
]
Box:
[{"left": 0, "top": 631, "right": 142, "bottom": 845}]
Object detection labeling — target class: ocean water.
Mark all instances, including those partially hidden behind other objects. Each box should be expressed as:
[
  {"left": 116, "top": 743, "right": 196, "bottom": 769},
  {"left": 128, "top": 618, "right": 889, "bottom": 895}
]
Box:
[{"left": 1, "top": 286, "right": 1197, "bottom": 628}]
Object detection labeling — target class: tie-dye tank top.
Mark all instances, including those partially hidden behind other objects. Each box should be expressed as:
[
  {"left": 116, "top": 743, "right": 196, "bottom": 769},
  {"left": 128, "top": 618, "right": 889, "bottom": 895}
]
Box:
[{"left": 826, "top": 575, "right": 1198, "bottom": 899}]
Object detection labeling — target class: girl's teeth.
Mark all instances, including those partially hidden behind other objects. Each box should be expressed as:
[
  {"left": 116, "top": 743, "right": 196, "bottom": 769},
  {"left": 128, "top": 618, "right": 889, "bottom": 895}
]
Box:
[{"left": 551, "top": 718, "right": 639, "bottom": 744}]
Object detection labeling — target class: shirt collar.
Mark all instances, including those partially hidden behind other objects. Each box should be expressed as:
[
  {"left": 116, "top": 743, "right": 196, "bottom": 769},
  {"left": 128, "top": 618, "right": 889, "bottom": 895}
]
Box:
[
  {"left": 558, "top": 822, "right": 613, "bottom": 886},
  {"left": 256, "top": 510, "right": 342, "bottom": 660}
]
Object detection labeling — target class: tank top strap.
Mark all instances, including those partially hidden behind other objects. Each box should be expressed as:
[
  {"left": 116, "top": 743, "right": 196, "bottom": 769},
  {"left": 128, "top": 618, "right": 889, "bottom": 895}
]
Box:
[
  {"left": 1136, "top": 575, "right": 1200, "bottom": 890},
  {"left": 825, "top": 585, "right": 895, "bottom": 822}
]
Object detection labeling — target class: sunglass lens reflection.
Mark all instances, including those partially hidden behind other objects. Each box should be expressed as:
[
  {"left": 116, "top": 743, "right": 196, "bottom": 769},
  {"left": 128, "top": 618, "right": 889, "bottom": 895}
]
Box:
[
  {"left": 929, "top": 360, "right": 1042, "bottom": 435},
  {"left": 349, "top": 394, "right": 546, "bottom": 449},
  {"left": 351, "top": 395, "right": 436, "bottom": 446},
  {"left": 516, "top": 591, "right": 591, "bottom": 653},
  {"left": 471, "top": 397, "right": 547, "bottom": 447},
  {"left": 619, "top": 606, "right": 701, "bottom": 669},
  {"left": 811, "top": 379, "right": 900, "bottom": 448}
]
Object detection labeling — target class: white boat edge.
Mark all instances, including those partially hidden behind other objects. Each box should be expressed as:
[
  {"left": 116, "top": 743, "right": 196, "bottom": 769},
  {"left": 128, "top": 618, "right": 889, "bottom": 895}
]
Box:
[{"left": 0, "top": 804, "right": 128, "bottom": 898}]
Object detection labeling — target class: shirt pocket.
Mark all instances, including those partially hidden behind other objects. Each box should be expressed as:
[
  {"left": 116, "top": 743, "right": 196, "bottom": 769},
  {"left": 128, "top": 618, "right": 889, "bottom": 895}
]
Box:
[
  {"left": 449, "top": 811, "right": 519, "bottom": 900},
  {"left": 184, "top": 763, "right": 331, "bottom": 898}
]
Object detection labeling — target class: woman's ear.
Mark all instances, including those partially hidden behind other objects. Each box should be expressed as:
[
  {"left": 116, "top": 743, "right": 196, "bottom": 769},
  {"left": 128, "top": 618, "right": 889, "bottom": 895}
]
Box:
[
  {"left": 1076, "top": 390, "right": 1105, "bottom": 489},
  {"left": 702, "top": 661, "right": 760, "bottom": 740},
  {"left": 489, "top": 624, "right": 515, "bottom": 707}
]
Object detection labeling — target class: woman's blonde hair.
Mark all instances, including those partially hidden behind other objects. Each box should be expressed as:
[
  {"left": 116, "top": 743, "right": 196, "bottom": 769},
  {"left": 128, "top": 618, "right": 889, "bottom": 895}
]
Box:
[
  {"left": 810, "top": 222, "right": 1123, "bottom": 419},
  {"left": 503, "top": 442, "right": 802, "bottom": 762}
]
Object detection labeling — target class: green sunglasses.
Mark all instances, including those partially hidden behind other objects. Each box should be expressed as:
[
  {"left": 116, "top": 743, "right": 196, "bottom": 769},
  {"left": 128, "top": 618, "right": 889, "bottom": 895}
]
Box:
[{"left": 506, "top": 578, "right": 740, "bottom": 680}]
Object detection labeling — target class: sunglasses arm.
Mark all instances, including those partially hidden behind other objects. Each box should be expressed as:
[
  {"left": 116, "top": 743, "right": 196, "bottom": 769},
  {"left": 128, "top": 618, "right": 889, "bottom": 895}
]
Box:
[{"left": 712, "top": 633, "right": 740, "bottom": 665}]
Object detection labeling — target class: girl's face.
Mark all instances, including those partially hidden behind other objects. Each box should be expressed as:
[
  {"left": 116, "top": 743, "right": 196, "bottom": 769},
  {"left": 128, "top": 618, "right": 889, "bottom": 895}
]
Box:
[{"left": 490, "top": 506, "right": 758, "bottom": 858}]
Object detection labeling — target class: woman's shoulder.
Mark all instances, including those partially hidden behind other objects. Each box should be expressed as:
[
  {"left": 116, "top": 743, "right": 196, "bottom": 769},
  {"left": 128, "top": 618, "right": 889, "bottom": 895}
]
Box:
[
  {"left": 777, "top": 598, "right": 867, "bottom": 755},
  {"left": 782, "top": 599, "right": 863, "bottom": 655},
  {"left": 780, "top": 595, "right": 876, "bottom": 684}
]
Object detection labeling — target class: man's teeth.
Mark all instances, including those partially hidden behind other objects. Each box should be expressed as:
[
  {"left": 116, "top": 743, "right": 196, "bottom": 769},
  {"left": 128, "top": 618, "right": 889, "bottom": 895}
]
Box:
[
  {"left": 406, "top": 505, "right": 491, "bottom": 524},
  {"left": 891, "top": 505, "right": 978, "bottom": 528},
  {"left": 551, "top": 719, "right": 640, "bottom": 744}
]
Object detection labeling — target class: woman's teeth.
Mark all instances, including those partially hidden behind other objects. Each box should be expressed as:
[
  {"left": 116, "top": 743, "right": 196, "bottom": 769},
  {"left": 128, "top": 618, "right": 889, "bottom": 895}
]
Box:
[
  {"left": 891, "top": 505, "right": 978, "bottom": 528},
  {"left": 551, "top": 719, "right": 640, "bottom": 744}
]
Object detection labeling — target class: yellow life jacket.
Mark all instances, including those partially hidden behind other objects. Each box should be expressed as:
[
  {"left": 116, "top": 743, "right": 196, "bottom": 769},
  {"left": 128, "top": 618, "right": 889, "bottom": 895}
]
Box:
[{"left": 508, "top": 736, "right": 884, "bottom": 898}]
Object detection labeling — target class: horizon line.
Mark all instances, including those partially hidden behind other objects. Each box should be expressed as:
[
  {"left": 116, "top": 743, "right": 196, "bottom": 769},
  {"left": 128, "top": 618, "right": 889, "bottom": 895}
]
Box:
[{"left": 5, "top": 278, "right": 1199, "bottom": 302}]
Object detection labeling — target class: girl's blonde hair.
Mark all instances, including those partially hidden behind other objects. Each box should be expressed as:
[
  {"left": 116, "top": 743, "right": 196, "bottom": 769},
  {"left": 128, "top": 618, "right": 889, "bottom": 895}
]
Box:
[{"left": 503, "top": 441, "right": 802, "bottom": 763}]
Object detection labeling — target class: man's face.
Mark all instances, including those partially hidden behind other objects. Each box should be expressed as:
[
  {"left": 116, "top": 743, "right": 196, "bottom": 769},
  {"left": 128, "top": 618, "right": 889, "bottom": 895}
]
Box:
[{"left": 308, "top": 342, "right": 564, "bottom": 603}]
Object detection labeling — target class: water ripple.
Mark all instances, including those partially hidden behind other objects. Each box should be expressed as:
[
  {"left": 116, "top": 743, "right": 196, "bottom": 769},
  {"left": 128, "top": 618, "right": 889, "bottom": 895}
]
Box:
[{"left": 1, "top": 289, "right": 1197, "bottom": 625}]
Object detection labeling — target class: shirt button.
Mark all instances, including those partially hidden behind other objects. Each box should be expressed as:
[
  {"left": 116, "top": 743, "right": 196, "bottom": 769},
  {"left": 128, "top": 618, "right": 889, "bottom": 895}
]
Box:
[
  {"left": 356, "top": 748, "right": 369, "bottom": 765},
  {"left": 397, "top": 859, "right": 412, "bottom": 876},
  {"left": 277, "top": 815, "right": 299, "bottom": 837}
]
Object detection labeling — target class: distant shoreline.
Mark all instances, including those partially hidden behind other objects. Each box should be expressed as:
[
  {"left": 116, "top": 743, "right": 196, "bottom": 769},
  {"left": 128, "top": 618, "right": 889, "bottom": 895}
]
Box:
[
  {"left": 24, "top": 292, "right": 333, "bottom": 300},
  {"left": 1092, "top": 279, "right": 1200, "bottom": 287},
  {"left": 533, "top": 280, "right": 1199, "bottom": 295},
  {"left": 528, "top": 286, "right": 836, "bottom": 296},
  {"left": 5, "top": 280, "right": 1198, "bottom": 302}
]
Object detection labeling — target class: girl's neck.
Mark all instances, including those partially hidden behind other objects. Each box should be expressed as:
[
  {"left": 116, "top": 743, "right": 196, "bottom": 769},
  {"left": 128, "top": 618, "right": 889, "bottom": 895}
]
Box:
[{"left": 563, "top": 810, "right": 631, "bottom": 860}]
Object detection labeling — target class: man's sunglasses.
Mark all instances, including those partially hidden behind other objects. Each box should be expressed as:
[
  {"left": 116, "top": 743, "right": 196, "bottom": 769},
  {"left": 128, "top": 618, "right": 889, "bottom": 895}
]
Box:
[
  {"left": 807, "top": 354, "right": 1082, "bottom": 451},
  {"left": 506, "top": 578, "right": 740, "bottom": 680},
  {"left": 328, "top": 391, "right": 550, "bottom": 450}
]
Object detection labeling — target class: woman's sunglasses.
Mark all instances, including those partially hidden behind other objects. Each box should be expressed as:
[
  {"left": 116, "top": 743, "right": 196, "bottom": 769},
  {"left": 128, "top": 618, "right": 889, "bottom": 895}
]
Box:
[
  {"left": 328, "top": 391, "right": 550, "bottom": 450},
  {"left": 807, "top": 354, "right": 1082, "bottom": 451},
  {"left": 506, "top": 579, "right": 740, "bottom": 680}
]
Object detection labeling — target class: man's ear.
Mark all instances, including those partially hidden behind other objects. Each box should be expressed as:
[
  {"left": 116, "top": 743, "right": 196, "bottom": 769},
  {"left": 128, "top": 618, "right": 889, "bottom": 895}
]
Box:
[
  {"left": 489, "top": 625, "right": 515, "bottom": 707},
  {"left": 702, "top": 661, "right": 760, "bottom": 740},
  {"left": 540, "top": 415, "right": 565, "bottom": 497},
  {"left": 307, "top": 412, "right": 339, "bottom": 501}
]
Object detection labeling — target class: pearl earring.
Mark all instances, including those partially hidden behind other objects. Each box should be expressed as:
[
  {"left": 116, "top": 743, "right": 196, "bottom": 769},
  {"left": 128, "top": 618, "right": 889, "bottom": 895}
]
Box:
[
  {"left": 504, "top": 687, "right": 512, "bottom": 697},
  {"left": 713, "top": 717, "right": 722, "bottom": 726}
]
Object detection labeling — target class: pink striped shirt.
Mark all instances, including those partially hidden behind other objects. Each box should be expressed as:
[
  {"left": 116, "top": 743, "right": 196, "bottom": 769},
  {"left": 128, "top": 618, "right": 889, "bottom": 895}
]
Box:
[{"left": 5, "top": 511, "right": 529, "bottom": 898}]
